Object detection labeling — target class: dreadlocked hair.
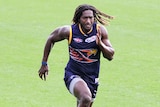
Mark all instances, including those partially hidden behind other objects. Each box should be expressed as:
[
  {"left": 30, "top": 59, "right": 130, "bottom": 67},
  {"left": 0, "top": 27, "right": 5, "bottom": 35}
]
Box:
[{"left": 72, "top": 4, "right": 114, "bottom": 25}]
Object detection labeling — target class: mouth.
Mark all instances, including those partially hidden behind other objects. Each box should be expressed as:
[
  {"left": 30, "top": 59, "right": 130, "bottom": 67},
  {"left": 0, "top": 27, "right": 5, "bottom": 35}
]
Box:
[{"left": 85, "top": 24, "right": 92, "bottom": 29}]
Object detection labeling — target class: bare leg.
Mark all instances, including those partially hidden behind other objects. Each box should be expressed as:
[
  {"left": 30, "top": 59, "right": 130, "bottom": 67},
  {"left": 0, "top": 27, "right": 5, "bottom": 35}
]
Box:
[
  {"left": 89, "top": 102, "right": 93, "bottom": 107},
  {"left": 74, "top": 81, "right": 92, "bottom": 107},
  {"left": 77, "top": 100, "right": 93, "bottom": 107}
]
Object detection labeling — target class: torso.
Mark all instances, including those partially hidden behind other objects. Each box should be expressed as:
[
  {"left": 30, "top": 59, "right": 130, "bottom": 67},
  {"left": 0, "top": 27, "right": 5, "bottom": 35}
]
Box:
[{"left": 65, "top": 23, "right": 101, "bottom": 81}]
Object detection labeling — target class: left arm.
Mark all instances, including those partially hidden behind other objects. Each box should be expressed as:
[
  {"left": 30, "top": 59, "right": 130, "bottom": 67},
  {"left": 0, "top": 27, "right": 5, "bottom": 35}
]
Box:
[{"left": 96, "top": 25, "right": 115, "bottom": 61}]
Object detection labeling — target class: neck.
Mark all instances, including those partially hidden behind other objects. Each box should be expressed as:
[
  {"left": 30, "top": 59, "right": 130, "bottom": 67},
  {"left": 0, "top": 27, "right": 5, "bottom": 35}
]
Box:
[{"left": 79, "top": 24, "right": 92, "bottom": 35}]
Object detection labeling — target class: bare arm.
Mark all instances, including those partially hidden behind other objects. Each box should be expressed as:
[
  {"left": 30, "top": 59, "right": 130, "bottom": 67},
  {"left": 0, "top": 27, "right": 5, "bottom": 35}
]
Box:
[
  {"left": 96, "top": 25, "right": 115, "bottom": 61},
  {"left": 42, "top": 25, "right": 70, "bottom": 62},
  {"left": 39, "top": 25, "right": 70, "bottom": 80}
]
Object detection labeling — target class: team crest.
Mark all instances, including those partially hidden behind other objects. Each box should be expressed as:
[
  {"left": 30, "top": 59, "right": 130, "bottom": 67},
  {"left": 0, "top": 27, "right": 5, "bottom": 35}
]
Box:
[
  {"left": 69, "top": 46, "right": 98, "bottom": 63},
  {"left": 73, "top": 38, "right": 83, "bottom": 43}
]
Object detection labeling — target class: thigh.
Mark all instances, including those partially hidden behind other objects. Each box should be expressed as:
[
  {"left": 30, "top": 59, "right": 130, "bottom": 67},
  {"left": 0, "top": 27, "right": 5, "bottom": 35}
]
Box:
[
  {"left": 64, "top": 72, "right": 91, "bottom": 97},
  {"left": 73, "top": 79, "right": 92, "bottom": 100}
]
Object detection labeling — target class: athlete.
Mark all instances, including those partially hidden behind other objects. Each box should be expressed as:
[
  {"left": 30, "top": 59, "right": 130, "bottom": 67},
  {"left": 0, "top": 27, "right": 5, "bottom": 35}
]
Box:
[{"left": 38, "top": 4, "right": 115, "bottom": 107}]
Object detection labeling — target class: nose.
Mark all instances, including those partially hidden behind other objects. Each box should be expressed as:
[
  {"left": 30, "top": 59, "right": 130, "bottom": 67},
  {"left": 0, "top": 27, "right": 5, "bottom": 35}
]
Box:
[{"left": 86, "top": 18, "right": 91, "bottom": 24}]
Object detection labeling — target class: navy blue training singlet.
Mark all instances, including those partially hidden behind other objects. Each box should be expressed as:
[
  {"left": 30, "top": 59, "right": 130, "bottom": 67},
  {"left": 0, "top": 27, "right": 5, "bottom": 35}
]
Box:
[{"left": 65, "top": 23, "right": 101, "bottom": 84}]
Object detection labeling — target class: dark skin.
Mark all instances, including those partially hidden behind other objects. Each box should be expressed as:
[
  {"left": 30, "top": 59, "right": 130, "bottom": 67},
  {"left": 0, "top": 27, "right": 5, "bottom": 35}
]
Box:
[{"left": 38, "top": 10, "right": 114, "bottom": 107}]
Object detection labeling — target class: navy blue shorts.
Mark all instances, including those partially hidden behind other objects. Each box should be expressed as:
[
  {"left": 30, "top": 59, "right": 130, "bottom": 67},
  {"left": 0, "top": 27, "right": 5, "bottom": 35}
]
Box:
[{"left": 64, "top": 71, "right": 99, "bottom": 99}]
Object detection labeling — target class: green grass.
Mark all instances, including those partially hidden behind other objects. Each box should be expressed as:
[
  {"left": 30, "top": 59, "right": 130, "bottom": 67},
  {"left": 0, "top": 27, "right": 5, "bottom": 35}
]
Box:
[{"left": 0, "top": 0, "right": 160, "bottom": 107}]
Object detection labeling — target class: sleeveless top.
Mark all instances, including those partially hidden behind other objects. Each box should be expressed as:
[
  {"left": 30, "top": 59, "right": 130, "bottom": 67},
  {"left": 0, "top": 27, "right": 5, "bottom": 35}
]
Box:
[{"left": 65, "top": 23, "right": 101, "bottom": 81}]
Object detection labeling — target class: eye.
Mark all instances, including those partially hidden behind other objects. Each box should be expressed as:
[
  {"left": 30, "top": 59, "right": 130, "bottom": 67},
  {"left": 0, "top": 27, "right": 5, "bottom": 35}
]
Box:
[{"left": 83, "top": 16, "right": 94, "bottom": 20}]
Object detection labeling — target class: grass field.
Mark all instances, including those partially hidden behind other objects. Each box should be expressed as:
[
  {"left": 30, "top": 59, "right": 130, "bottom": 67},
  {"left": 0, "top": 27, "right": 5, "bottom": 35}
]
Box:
[{"left": 0, "top": 0, "right": 160, "bottom": 107}]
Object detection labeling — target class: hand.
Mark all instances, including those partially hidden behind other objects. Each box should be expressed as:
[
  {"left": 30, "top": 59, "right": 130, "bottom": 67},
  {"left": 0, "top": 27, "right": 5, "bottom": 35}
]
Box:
[
  {"left": 96, "top": 27, "right": 102, "bottom": 45},
  {"left": 38, "top": 65, "right": 49, "bottom": 81}
]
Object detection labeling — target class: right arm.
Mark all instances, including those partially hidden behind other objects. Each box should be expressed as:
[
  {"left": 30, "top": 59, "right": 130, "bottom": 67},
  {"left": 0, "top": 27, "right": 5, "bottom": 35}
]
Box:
[{"left": 38, "top": 25, "right": 70, "bottom": 80}]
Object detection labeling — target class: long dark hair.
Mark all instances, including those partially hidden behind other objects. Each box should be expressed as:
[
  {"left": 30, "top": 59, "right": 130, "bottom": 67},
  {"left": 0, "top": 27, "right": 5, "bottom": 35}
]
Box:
[{"left": 72, "top": 4, "right": 114, "bottom": 25}]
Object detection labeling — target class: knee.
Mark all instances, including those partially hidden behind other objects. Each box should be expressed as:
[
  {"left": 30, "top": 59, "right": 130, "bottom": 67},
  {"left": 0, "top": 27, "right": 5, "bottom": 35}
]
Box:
[{"left": 79, "top": 93, "right": 92, "bottom": 105}]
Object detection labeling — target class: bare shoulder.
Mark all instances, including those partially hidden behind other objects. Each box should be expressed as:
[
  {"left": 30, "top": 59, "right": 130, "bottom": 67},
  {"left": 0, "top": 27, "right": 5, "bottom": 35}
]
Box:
[
  {"left": 55, "top": 25, "right": 70, "bottom": 39},
  {"left": 50, "top": 25, "right": 71, "bottom": 42},
  {"left": 58, "top": 25, "right": 70, "bottom": 34},
  {"left": 98, "top": 25, "right": 108, "bottom": 39}
]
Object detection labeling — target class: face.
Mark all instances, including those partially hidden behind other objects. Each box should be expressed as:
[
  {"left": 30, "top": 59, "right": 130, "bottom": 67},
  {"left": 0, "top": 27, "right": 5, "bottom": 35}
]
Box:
[{"left": 79, "top": 10, "right": 94, "bottom": 32}]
